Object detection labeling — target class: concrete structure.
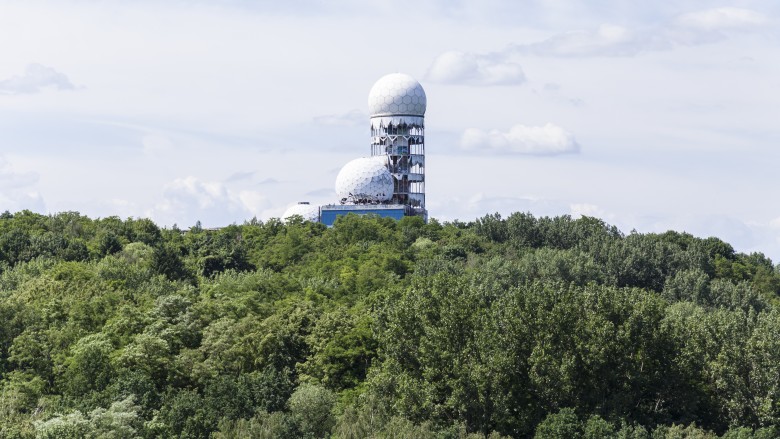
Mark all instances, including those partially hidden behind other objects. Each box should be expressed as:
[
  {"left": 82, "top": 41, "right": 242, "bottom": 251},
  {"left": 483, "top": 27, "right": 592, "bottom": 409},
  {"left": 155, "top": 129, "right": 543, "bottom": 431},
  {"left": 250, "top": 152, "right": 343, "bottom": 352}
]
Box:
[{"left": 285, "top": 73, "right": 429, "bottom": 226}]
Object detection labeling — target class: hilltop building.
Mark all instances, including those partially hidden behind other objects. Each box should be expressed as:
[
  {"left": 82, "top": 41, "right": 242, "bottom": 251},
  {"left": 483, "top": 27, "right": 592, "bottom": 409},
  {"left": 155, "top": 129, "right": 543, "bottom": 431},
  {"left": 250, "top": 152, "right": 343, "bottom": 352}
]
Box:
[{"left": 282, "top": 73, "right": 428, "bottom": 225}]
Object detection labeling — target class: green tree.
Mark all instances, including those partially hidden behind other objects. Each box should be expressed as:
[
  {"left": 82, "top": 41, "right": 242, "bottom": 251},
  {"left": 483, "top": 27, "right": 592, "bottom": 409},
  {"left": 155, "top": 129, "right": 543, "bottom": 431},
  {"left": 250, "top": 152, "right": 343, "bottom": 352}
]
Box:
[
  {"left": 534, "top": 408, "right": 582, "bottom": 439},
  {"left": 62, "top": 333, "right": 114, "bottom": 397},
  {"left": 288, "top": 383, "right": 336, "bottom": 438}
]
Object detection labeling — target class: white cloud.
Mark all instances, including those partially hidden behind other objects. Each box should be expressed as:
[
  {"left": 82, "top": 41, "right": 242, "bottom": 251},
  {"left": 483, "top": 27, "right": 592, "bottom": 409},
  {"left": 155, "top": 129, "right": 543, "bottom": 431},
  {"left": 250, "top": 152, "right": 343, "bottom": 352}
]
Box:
[
  {"left": 0, "top": 157, "right": 45, "bottom": 213},
  {"left": 520, "top": 24, "right": 657, "bottom": 57},
  {"left": 425, "top": 6, "right": 765, "bottom": 81},
  {"left": 450, "top": 7, "right": 770, "bottom": 60},
  {"left": 149, "top": 177, "right": 268, "bottom": 227},
  {"left": 460, "top": 123, "right": 579, "bottom": 155},
  {"left": 0, "top": 191, "right": 45, "bottom": 214},
  {"left": 769, "top": 217, "right": 780, "bottom": 230},
  {"left": 238, "top": 190, "right": 269, "bottom": 218},
  {"left": 0, "top": 63, "right": 75, "bottom": 95},
  {"left": 425, "top": 50, "right": 525, "bottom": 85},
  {"left": 675, "top": 8, "right": 767, "bottom": 31}
]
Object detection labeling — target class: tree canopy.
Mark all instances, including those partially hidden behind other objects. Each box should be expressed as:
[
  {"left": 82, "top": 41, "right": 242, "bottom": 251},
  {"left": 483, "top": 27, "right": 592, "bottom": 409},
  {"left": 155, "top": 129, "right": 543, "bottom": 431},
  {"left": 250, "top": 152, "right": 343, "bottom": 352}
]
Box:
[{"left": 0, "top": 210, "right": 779, "bottom": 438}]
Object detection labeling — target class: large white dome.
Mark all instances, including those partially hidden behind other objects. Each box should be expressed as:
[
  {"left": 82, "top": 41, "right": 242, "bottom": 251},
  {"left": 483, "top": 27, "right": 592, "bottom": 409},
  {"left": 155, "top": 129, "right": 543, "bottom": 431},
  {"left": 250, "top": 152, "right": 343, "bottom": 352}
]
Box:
[
  {"left": 282, "top": 202, "right": 320, "bottom": 223},
  {"left": 368, "top": 73, "right": 426, "bottom": 117},
  {"left": 335, "top": 156, "right": 394, "bottom": 203}
]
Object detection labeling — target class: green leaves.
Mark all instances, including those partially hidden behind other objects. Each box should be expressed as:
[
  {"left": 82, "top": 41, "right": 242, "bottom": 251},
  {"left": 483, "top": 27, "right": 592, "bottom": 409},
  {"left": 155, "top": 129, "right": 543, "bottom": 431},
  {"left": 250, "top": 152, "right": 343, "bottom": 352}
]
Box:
[
  {"left": 0, "top": 211, "right": 779, "bottom": 437},
  {"left": 62, "top": 333, "right": 114, "bottom": 397},
  {"left": 34, "top": 396, "right": 143, "bottom": 439}
]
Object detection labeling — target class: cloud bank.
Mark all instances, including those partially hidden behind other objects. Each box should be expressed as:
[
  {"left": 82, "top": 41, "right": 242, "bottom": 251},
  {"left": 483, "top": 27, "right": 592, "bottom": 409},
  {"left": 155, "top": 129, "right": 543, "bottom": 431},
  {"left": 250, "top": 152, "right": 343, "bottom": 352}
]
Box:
[
  {"left": 518, "top": 24, "right": 659, "bottom": 57},
  {"left": 425, "top": 7, "right": 768, "bottom": 85},
  {"left": 425, "top": 51, "right": 525, "bottom": 85},
  {"left": 460, "top": 123, "right": 579, "bottom": 155},
  {"left": 0, "top": 64, "right": 75, "bottom": 95},
  {"left": 675, "top": 7, "right": 767, "bottom": 31},
  {"left": 150, "top": 177, "right": 268, "bottom": 227},
  {"left": 516, "top": 7, "right": 768, "bottom": 57}
]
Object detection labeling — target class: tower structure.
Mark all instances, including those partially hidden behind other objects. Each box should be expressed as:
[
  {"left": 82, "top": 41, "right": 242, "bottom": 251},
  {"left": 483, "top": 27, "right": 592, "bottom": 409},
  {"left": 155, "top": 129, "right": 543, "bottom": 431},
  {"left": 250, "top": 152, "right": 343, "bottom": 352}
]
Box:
[
  {"left": 367, "top": 73, "right": 427, "bottom": 219},
  {"left": 306, "top": 73, "right": 430, "bottom": 226}
]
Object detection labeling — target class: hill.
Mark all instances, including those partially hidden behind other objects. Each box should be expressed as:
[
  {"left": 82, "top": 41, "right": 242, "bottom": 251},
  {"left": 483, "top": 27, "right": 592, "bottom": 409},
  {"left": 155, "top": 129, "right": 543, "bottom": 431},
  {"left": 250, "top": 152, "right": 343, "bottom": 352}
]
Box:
[{"left": 0, "top": 210, "right": 778, "bottom": 438}]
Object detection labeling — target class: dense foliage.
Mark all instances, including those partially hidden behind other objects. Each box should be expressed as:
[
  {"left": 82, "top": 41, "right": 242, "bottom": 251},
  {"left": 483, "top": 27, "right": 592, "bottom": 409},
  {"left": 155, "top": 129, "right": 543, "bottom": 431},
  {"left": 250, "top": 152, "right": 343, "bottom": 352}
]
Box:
[{"left": 0, "top": 210, "right": 779, "bottom": 438}]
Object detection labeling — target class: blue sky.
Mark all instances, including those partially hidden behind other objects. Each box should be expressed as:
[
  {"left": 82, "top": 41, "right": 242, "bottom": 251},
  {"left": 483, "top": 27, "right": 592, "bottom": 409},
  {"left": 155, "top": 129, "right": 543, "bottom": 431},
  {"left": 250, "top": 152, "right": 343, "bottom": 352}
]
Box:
[{"left": 1, "top": 0, "right": 779, "bottom": 259}]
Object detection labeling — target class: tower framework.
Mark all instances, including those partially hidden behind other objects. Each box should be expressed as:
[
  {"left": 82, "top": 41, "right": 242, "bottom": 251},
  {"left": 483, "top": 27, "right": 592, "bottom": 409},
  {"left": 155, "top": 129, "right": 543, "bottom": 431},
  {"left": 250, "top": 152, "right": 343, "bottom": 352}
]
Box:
[{"left": 367, "top": 73, "right": 427, "bottom": 220}]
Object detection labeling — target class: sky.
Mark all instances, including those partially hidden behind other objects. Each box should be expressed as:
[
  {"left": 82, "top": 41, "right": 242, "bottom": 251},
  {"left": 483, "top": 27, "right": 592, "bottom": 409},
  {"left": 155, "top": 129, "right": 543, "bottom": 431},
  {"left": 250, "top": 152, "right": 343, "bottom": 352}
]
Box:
[{"left": 1, "top": 0, "right": 779, "bottom": 259}]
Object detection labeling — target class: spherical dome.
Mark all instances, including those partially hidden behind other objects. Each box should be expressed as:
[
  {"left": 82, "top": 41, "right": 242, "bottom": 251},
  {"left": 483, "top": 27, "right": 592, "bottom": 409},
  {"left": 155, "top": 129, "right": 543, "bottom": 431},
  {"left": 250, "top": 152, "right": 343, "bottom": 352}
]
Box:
[
  {"left": 368, "top": 73, "right": 426, "bottom": 117},
  {"left": 335, "top": 156, "right": 394, "bottom": 203},
  {"left": 282, "top": 202, "right": 320, "bottom": 223}
]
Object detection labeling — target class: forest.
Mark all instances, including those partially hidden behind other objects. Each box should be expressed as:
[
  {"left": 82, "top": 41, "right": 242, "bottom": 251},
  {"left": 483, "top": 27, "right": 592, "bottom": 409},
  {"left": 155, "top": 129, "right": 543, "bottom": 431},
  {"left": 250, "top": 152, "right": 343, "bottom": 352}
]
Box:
[{"left": 0, "top": 210, "right": 779, "bottom": 438}]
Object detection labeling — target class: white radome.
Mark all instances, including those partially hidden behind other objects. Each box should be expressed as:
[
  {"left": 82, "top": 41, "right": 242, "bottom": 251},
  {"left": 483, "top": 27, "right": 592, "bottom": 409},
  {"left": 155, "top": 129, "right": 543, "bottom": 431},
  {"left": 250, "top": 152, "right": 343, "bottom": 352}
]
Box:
[
  {"left": 282, "top": 203, "right": 320, "bottom": 223},
  {"left": 368, "top": 73, "right": 426, "bottom": 117},
  {"left": 335, "top": 156, "right": 394, "bottom": 203}
]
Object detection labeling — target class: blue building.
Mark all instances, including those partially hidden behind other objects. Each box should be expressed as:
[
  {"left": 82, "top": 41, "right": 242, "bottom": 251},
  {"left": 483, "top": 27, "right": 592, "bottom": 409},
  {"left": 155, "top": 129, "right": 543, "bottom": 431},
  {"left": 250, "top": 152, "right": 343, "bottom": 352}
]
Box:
[{"left": 319, "top": 204, "right": 409, "bottom": 226}]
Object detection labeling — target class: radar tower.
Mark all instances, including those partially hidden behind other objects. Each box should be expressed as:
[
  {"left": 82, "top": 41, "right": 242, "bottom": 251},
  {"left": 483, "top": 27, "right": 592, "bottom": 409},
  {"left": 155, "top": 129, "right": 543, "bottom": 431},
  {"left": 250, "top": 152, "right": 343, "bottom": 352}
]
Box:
[{"left": 367, "top": 73, "right": 427, "bottom": 220}]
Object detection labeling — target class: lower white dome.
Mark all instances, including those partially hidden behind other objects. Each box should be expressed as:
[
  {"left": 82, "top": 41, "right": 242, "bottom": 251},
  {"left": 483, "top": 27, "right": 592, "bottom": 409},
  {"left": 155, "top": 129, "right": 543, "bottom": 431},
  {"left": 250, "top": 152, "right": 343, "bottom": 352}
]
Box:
[
  {"left": 282, "top": 202, "right": 320, "bottom": 222},
  {"left": 335, "top": 156, "right": 394, "bottom": 203}
]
